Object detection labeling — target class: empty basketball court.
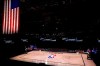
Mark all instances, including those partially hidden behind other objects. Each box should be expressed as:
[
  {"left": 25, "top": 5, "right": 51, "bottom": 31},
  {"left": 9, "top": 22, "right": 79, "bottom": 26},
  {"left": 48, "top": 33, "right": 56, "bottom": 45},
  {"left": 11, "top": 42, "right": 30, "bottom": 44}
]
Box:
[{"left": 10, "top": 50, "right": 96, "bottom": 66}]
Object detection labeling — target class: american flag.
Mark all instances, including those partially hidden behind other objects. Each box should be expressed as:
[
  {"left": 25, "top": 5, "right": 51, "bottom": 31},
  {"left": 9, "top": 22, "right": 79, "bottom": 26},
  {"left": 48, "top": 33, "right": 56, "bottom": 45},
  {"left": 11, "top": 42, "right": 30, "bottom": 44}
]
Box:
[{"left": 3, "top": 0, "right": 19, "bottom": 34}]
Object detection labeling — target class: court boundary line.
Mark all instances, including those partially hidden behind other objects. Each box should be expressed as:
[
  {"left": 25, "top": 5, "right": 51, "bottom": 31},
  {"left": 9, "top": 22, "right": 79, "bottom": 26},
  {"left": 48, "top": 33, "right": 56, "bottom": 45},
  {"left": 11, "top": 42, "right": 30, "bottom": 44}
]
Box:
[{"left": 81, "top": 54, "right": 85, "bottom": 66}]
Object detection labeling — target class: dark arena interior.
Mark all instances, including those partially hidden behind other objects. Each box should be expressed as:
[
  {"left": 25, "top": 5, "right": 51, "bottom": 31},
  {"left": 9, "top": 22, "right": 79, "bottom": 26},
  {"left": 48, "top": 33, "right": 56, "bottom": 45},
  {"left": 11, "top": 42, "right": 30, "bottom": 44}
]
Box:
[{"left": 0, "top": 0, "right": 100, "bottom": 66}]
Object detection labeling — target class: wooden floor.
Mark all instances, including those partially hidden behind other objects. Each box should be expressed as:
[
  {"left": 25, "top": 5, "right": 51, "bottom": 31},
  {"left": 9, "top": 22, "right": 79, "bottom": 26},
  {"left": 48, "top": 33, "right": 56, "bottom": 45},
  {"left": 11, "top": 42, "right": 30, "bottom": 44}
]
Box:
[{"left": 10, "top": 50, "right": 96, "bottom": 66}]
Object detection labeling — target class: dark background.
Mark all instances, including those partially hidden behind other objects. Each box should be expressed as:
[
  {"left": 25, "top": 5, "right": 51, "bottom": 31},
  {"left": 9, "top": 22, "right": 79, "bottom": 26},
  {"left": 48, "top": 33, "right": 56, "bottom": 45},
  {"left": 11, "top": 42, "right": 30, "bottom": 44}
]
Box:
[{"left": 20, "top": 0, "right": 100, "bottom": 34}]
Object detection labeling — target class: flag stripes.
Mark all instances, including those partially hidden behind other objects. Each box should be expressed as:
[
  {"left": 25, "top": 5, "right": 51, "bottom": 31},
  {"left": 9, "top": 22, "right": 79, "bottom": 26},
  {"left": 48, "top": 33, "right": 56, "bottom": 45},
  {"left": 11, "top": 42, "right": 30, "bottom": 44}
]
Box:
[{"left": 2, "top": 0, "right": 19, "bottom": 34}]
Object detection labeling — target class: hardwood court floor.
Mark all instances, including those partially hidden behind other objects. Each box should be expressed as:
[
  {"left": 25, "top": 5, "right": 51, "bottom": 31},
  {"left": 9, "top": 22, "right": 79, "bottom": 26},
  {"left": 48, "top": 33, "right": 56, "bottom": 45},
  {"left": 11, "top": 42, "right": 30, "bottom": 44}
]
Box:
[{"left": 10, "top": 50, "right": 96, "bottom": 66}]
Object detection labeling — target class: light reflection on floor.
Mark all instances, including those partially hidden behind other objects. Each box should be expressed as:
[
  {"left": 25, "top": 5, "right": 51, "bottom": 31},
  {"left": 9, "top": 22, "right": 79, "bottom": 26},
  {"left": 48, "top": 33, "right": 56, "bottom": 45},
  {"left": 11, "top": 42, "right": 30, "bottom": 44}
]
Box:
[{"left": 10, "top": 50, "right": 96, "bottom": 66}]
